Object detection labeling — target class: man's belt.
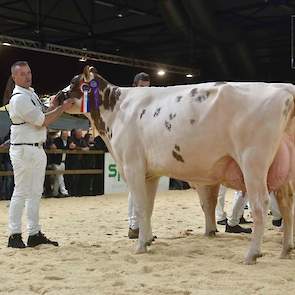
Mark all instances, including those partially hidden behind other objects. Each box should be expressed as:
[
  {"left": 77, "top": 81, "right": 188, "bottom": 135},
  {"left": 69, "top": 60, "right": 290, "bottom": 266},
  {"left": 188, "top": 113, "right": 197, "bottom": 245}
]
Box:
[{"left": 11, "top": 142, "right": 44, "bottom": 148}]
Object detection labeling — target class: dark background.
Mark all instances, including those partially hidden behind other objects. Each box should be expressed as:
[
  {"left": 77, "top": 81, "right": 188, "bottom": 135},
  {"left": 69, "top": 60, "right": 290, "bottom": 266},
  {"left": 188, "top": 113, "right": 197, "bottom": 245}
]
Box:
[{"left": 1, "top": 0, "right": 295, "bottom": 106}]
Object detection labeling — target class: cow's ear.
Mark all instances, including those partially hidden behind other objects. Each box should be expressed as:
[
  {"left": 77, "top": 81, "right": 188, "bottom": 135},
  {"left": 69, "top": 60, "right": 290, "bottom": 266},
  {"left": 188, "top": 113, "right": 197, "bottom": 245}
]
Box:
[{"left": 89, "top": 66, "right": 98, "bottom": 74}]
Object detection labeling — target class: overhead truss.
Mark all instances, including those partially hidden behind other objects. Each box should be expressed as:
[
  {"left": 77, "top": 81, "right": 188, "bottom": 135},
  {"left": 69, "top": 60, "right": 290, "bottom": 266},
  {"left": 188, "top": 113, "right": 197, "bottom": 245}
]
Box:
[{"left": 0, "top": 35, "right": 200, "bottom": 76}]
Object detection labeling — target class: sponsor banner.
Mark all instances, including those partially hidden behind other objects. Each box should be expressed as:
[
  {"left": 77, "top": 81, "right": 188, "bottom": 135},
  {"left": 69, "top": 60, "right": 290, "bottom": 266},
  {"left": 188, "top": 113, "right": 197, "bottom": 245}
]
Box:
[{"left": 104, "top": 153, "right": 169, "bottom": 194}]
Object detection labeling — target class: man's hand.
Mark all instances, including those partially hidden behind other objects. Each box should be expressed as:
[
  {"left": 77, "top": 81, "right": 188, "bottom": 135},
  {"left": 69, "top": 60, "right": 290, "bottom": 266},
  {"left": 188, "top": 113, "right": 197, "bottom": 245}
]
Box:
[
  {"left": 50, "top": 95, "right": 59, "bottom": 109},
  {"left": 62, "top": 99, "right": 75, "bottom": 111}
]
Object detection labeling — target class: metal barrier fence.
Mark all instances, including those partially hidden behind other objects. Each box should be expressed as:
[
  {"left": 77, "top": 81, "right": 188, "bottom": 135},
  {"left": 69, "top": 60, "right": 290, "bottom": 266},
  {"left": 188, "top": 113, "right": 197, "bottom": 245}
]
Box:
[{"left": 0, "top": 147, "right": 104, "bottom": 176}]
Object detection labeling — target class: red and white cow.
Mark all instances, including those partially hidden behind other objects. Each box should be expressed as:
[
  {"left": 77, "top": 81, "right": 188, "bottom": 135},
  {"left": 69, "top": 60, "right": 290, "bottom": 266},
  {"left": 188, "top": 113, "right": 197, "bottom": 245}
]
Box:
[{"left": 58, "top": 66, "right": 295, "bottom": 264}]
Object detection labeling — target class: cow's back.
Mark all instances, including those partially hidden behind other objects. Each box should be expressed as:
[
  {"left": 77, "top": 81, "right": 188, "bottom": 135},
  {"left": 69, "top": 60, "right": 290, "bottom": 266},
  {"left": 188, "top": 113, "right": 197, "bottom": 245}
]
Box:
[{"left": 114, "top": 82, "right": 295, "bottom": 183}]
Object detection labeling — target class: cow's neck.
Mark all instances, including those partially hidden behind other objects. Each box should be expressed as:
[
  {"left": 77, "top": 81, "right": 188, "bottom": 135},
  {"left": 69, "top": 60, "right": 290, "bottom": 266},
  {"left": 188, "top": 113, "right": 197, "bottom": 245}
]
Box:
[{"left": 89, "top": 77, "right": 123, "bottom": 142}]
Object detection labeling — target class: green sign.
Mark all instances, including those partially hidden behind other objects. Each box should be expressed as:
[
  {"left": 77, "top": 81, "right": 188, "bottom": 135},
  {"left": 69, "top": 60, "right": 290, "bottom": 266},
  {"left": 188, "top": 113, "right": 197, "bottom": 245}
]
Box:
[{"left": 108, "top": 163, "right": 121, "bottom": 181}]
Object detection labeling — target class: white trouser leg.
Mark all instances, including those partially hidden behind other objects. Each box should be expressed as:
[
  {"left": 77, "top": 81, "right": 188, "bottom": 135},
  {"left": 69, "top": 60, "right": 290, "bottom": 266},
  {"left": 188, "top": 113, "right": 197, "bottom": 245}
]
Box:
[
  {"left": 53, "top": 163, "right": 68, "bottom": 195},
  {"left": 269, "top": 191, "right": 282, "bottom": 220},
  {"left": 9, "top": 146, "right": 46, "bottom": 236},
  {"left": 128, "top": 192, "right": 138, "bottom": 230},
  {"left": 52, "top": 166, "right": 59, "bottom": 196},
  {"left": 9, "top": 146, "right": 29, "bottom": 234},
  {"left": 228, "top": 191, "right": 248, "bottom": 227},
  {"left": 27, "top": 147, "right": 46, "bottom": 235},
  {"left": 216, "top": 185, "right": 227, "bottom": 221}
]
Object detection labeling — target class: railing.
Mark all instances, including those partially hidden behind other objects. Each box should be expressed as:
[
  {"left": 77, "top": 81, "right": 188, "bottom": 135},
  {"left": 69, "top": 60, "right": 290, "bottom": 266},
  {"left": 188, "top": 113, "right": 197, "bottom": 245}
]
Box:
[{"left": 0, "top": 147, "right": 104, "bottom": 176}]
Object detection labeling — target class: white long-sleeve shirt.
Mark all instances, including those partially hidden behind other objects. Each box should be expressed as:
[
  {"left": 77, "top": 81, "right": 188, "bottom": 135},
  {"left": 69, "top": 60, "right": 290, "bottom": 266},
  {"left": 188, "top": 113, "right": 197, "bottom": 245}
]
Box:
[{"left": 9, "top": 85, "right": 46, "bottom": 144}]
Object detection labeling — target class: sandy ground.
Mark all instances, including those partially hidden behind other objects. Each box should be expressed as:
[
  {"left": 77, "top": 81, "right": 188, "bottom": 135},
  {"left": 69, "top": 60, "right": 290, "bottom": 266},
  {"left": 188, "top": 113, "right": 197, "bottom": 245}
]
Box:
[{"left": 0, "top": 189, "right": 295, "bottom": 295}]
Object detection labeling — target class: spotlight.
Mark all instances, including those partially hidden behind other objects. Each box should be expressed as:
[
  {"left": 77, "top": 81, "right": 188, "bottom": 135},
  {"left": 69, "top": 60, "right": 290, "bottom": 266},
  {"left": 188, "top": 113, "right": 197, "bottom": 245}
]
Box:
[
  {"left": 2, "top": 42, "right": 11, "bottom": 46},
  {"left": 79, "top": 56, "right": 87, "bottom": 62},
  {"left": 157, "top": 70, "right": 166, "bottom": 76},
  {"left": 186, "top": 74, "right": 193, "bottom": 78},
  {"left": 117, "top": 13, "right": 123, "bottom": 18}
]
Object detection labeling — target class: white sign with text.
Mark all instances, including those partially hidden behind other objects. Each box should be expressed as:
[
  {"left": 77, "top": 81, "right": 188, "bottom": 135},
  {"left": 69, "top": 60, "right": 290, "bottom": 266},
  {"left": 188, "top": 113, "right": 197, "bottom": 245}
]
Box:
[{"left": 104, "top": 153, "right": 170, "bottom": 194}]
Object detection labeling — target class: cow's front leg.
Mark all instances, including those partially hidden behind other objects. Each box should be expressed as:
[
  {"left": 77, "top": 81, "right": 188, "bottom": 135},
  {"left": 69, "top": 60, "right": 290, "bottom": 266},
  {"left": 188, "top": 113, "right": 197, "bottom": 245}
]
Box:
[
  {"left": 195, "top": 184, "right": 219, "bottom": 237},
  {"left": 275, "top": 182, "right": 294, "bottom": 258},
  {"left": 145, "top": 177, "right": 159, "bottom": 244},
  {"left": 124, "top": 165, "right": 151, "bottom": 254}
]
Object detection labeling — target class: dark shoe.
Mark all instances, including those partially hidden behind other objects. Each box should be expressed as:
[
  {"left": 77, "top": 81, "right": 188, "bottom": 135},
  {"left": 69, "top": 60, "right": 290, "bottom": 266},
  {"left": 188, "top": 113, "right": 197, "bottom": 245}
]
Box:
[
  {"left": 8, "top": 233, "right": 26, "bottom": 248},
  {"left": 225, "top": 224, "right": 252, "bottom": 234},
  {"left": 272, "top": 218, "right": 282, "bottom": 227},
  {"left": 217, "top": 218, "right": 227, "bottom": 225},
  {"left": 239, "top": 216, "right": 253, "bottom": 224},
  {"left": 128, "top": 228, "right": 139, "bottom": 239},
  {"left": 27, "top": 231, "right": 59, "bottom": 247}
]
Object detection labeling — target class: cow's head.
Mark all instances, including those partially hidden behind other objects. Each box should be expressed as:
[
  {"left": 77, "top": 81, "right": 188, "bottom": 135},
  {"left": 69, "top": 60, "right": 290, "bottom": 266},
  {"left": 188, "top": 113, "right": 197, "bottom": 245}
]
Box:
[
  {"left": 56, "top": 65, "right": 121, "bottom": 114},
  {"left": 58, "top": 66, "right": 121, "bottom": 135},
  {"left": 56, "top": 66, "right": 101, "bottom": 114}
]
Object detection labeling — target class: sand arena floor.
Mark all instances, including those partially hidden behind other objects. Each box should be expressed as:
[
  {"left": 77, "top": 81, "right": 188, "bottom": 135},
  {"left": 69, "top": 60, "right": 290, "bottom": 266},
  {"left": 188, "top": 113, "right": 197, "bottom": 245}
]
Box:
[{"left": 0, "top": 189, "right": 295, "bottom": 295}]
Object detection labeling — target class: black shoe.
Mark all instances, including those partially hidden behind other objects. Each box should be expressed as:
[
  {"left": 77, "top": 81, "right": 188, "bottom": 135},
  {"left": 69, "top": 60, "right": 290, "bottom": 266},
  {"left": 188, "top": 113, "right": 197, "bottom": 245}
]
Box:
[
  {"left": 239, "top": 216, "right": 253, "bottom": 224},
  {"left": 128, "top": 228, "right": 139, "bottom": 239},
  {"left": 272, "top": 218, "right": 282, "bottom": 227},
  {"left": 217, "top": 218, "right": 227, "bottom": 225},
  {"left": 8, "top": 233, "right": 26, "bottom": 248},
  {"left": 27, "top": 231, "right": 59, "bottom": 247},
  {"left": 225, "top": 224, "right": 252, "bottom": 234}
]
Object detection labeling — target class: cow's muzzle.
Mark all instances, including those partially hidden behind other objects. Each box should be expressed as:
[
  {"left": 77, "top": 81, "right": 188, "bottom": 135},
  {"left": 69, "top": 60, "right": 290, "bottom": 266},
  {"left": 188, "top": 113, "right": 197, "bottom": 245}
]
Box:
[{"left": 55, "top": 89, "right": 71, "bottom": 105}]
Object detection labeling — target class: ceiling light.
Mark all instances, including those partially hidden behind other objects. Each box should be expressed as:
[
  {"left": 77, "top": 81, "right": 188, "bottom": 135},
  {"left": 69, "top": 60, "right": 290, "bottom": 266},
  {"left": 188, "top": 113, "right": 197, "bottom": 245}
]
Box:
[
  {"left": 2, "top": 42, "right": 11, "bottom": 46},
  {"left": 79, "top": 57, "right": 87, "bottom": 62},
  {"left": 117, "top": 13, "right": 123, "bottom": 18},
  {"left": 157, "top": 70, "right": 166, "bottom": 76},
  {"left": 186, "top": 74, "right": 193, "bottom": 78}
]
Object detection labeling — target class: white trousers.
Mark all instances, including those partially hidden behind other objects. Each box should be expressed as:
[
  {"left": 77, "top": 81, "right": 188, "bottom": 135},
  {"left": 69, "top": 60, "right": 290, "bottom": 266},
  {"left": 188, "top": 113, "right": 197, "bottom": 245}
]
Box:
[
  {"left": 128, "top": 192, "right": 138, "bottom": 230},
  {"left": 216, "top": 185, "right": 227, "bottom": 221},
  {"left": 9, "top": 145, "right": 46, "bottom": 235},
  {"left": 216, "top": 186, "right": 248, "bottom": 226},
  {"left": 227, "top": 191, "right": 248, "bottom": 226},
  {"left": 269, "top": 191, "right": 282, "bottom": 220},
  {"left": 52, "top": 163, "right": 68, "bottom": 196}
]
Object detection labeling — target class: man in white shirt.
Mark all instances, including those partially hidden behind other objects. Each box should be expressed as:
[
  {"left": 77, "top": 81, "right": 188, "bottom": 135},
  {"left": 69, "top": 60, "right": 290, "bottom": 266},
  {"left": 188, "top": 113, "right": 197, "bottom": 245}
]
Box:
[{"left": 8, "top": 60, "right": 74, "bottom": 248}]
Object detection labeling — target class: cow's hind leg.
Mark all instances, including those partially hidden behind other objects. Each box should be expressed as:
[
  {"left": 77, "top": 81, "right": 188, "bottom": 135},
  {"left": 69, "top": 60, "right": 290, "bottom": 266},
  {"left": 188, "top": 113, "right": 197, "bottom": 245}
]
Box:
[
  {"left": 195, "top": 184, "right": 219, "bottom": 237},
  {"left": 242, "top": 153, "right": 270, "bottom": 264},
  {"left": 275, "top": 182, "right": 294, "bottom": 258}
]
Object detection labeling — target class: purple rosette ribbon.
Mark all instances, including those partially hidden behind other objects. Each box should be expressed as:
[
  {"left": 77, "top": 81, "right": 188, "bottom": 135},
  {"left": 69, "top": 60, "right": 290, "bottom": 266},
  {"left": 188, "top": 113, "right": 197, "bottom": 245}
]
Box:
[{"left": 90, "top": 79, "right": 99, "bottom": 110}]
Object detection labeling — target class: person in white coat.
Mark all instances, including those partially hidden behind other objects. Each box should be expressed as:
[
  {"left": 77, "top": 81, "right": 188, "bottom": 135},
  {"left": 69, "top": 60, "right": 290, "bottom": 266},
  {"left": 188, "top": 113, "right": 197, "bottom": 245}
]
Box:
[{"left": 8, "top": 61, "right": 74, "bottom": 248}]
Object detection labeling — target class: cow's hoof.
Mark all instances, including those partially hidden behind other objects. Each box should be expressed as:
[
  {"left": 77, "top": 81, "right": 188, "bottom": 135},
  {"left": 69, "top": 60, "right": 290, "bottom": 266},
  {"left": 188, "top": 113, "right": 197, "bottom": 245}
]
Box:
[
  {"left": 245, "top": 252, "right": 262, "bottom": 265},
  {"left": 280, "top": 248, "right": 293, "bottom": 259},
  {"left": 206, "top": 231, "right": 216, "bottom": 237},
  {"left": 135, "top": 245, "right": 147, "bottom": 254}
]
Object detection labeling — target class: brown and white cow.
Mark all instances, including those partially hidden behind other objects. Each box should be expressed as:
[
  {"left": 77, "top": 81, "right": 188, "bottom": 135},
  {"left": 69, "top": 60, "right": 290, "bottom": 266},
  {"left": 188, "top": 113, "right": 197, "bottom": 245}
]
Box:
[{"left": 57, "top": 66, "right": 295, "bottom": 264}]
